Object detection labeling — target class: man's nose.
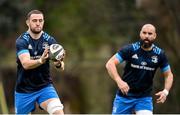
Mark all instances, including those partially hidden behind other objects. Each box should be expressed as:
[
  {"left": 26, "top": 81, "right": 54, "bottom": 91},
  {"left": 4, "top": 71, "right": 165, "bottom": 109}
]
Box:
[
  {"left": 36, "top": 21, "right": 41, "bottom": 25},
  {"left": 145, "top": 33, "right": 149, "bottom": 38}
]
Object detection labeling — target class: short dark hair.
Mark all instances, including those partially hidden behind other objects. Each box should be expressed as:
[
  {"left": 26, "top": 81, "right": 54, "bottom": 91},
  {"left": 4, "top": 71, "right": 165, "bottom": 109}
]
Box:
[{"left": 26, "top": 10, "right": 43, "bottom": 20}]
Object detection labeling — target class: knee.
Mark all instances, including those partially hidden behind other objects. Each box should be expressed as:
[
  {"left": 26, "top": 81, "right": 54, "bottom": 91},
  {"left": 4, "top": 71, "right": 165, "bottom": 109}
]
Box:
[
  {"left": 47, "top": 99, "right": 64, "bottom": 114},
  {"left": 136, "top": 110, "right": 152, "bottom": 115}
]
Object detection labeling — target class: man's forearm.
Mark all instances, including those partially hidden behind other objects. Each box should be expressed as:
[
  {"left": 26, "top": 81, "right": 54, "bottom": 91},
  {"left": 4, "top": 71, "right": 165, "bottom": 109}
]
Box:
[
  {"left": 22, "top": 58, "right": 43, "bottom": 70},
  {"left": 164, "top": 72, "right": 173, "bottom": 91}
]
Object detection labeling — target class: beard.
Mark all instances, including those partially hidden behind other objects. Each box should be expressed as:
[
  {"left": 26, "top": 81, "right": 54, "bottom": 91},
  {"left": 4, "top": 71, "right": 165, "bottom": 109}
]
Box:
[
  {"left": 30, "top": 28, "right": 42, "bottom": 34},
  {"left": 140, "top": 39, "right": 154, "bottom": 48}
]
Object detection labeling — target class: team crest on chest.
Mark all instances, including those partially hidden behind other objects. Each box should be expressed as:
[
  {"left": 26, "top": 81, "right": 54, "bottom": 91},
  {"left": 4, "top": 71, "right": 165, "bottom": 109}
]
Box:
[
  {"left": 151, "top": 56, "right": 158, "bottom": 63},
  {"left": 42, "top": 42, "right": 49, "bottom": 49}
]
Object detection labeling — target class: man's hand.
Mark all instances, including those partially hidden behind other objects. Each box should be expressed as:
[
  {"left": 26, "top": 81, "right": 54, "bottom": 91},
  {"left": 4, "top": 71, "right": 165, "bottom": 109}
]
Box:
[
  {"left": 54, "top": 61, "right": 65, "bottom": 71},
  {"left": 117, "top": 80, "right": 130, "bottom": 95},
  {"left": 155, "top": 89, "right": 168, "bottom": 103},
  {"left": 39, "top": 48, "right": 49, "bottom": 64},
  {"left": 60, "top": 50, "right": 66, "bottom": 61}
]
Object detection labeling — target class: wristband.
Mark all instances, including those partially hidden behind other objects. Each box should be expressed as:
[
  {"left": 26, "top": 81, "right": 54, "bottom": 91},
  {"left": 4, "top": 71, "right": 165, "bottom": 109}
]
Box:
[
  {"left": 163, "top": 89, "right": 169, "bottom": 96},
  {"left": 38, "top": 58, "right": 43, "bottom": 64},
  {"left": 56, "top": 63, "right": 61, "bottom": 68},
  {"left": 56, "top": 65, "right": 61, "bottom": 68}
]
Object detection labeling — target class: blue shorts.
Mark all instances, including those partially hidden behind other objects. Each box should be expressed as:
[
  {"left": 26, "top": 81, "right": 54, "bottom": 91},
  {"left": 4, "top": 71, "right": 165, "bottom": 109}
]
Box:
[
  {"left": 112, "top": 94, "right": 153, "bottom": 114},
  {"left": 15, "top": 84, "right": 60, "bottom": 114}
]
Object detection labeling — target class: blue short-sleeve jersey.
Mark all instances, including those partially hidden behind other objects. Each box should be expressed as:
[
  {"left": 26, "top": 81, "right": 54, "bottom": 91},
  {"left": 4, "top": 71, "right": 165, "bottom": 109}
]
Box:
[
  {"left": 115, "top": 41, "right": 170, "bottom": 97},
  {"left": 15, "top": 32, "right": 57, "bottom": 93}
]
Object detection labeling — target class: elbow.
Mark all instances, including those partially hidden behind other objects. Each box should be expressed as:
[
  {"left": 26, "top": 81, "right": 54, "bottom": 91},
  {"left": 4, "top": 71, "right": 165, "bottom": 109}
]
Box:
[
  {"left": 166, "top": 71, "right": 174, "bottom": 84},
  {"left": 168, "top": 71, "right": 174, "bottom": 80},
  {"left": 171, "top": 73, "right": 174, "bottom": 82},
  {"left": 106, "top": 61, "right": 112, "bottom": 70},
  {"left": 22, "top": 63, "right": 30, "bottom": 70}
]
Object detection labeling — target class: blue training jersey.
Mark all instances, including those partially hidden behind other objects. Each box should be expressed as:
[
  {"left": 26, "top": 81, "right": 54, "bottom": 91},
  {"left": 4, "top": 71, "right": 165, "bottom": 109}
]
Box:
[
  {"left": 15, "top": 31, "right": 57, "bottom": 93},
  {"left": 115, "top": 41, "right": 170, "bottom": 97}
]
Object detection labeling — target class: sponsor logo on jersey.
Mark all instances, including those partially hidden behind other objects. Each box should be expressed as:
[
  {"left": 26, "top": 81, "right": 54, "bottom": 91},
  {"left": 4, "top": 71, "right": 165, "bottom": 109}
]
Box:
[
  {"left": 131, "top": 63, "right": 155, "bottom": 71},
  {"left": 141, "top": 61, "right": 147, "bottom": 66},
  {"left": 132, "top": 54, "right": 138, "bottom": 59},
  {"left": 28, "top": 44, "right": 33, "bottom": 49}
]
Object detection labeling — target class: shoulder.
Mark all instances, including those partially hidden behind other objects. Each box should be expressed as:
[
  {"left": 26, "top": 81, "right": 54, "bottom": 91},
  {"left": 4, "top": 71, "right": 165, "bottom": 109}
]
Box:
[
  {"left": 42, "top": 32, "right": 56, "bottom": 41},
  {"left": 116, "top": 42, "right": 139, "bottom": 61},
  {"left": 131, "top": 41, "right": 141, "bottom": 51},
  {"left": 118, "top": 42, "right": 140, "bottom": 55},
  {"left": 152, "top": 44, "right": 164, "bottom": 55},
  {"left": 120, "top": 41, "right": 140, "bottom": 51},
  {"left": 118, "top": 41, "right": 140, "bottom": 52},
  {"left": 16, "top": 32, "right": 30, "bottom": 45}
]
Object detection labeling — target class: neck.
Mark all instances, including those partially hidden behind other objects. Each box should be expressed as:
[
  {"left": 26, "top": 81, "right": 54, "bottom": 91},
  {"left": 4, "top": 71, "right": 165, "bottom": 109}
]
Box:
[
  {"left": 27, "top": 30, "right": 43, "bottom": 40},
  {"left": 141, "top": 45, "right": 153, "bottom": 51}
]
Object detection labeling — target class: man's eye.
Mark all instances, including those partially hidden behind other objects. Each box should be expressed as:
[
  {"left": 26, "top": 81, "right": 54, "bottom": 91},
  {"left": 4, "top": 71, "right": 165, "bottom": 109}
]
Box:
[
  {"left": 39, "top": 19, "right": 43, "bottom": 22},
  {"left": 148, "top": 33, "right": 152, "bottom": 35},
  {"left": 32, "top": 19, "right": 37, "bottom": 22}
]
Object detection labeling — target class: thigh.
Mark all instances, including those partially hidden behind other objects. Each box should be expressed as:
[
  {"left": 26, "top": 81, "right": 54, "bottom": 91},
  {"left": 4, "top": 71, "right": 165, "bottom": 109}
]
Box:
[
  {"left": 112, "top": 94, "right": 134, "bottom": 114},
  {"left": 37, "top": 85, "right": 61, "bottom": 109},
  {"left": 135, "top": 97, "right": 153, "bottom": 112},
  {"left": 15, "top": 91, "right": 36, "bottom": 114}
]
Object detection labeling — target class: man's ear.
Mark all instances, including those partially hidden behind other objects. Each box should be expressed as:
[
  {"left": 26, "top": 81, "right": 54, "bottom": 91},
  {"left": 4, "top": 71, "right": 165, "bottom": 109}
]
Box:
[
  {"left": 139, "top": 30, "right": 142, "bottom": 38},
  {"left": 26, "top": 20, "right": 29, "bottom": 26},
  {"left": 154, "top": 32, "right": 157, "bottom": 39}
]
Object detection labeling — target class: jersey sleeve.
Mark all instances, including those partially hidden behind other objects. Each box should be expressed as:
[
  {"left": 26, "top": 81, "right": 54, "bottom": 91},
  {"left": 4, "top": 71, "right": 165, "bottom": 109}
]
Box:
[
  {"left": 159, "top": 51, "right": 171, "bottom": 73},
  {"left": 16, "top": 37, "right": 29, "bottom": 57},
  {"left": 42, "top": 32, "right": 57, "bottom": 45},
  {"left": 115, "top": 44, "right": 132, "bottom": 63},
  {"left": 48, "top": 36, "right": 57, "bottom": 45}
]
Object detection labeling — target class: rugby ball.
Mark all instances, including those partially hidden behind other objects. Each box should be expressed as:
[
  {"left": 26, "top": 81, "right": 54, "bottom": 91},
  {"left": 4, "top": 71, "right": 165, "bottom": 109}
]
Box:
[{"left": 49, "top": 44, "right": 65, "bottom": 61}]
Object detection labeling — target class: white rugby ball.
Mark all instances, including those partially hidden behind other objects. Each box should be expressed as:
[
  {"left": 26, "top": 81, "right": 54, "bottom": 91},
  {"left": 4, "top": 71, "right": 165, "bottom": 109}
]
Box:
[{"left": 49, "top": 44, "right": 65, "bottom": 61}]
